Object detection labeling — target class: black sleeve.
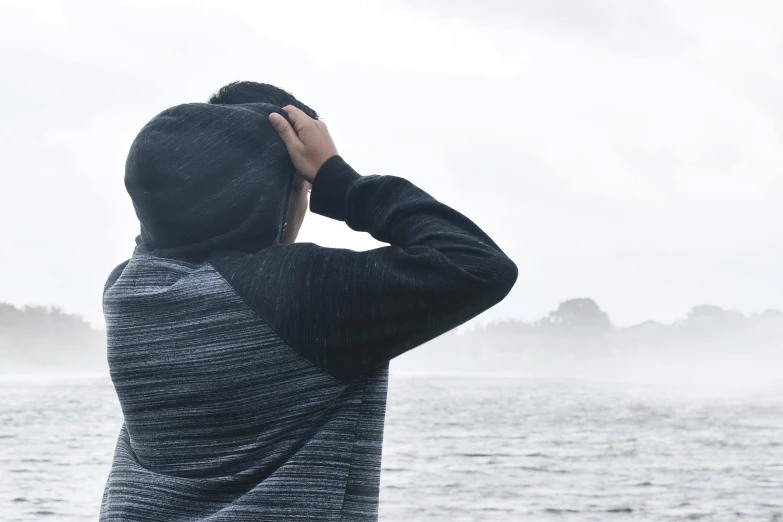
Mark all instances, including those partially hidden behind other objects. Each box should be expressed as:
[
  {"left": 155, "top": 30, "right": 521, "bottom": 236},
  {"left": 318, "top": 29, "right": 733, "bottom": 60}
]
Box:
[{"left": 210, "top": 155, "right": 518, "bottom": 383}]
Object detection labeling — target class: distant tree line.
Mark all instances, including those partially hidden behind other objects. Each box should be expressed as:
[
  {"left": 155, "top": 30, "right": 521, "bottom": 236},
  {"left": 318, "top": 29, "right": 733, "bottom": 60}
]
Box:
[
  {"left": 472, "top": 298, "right": 783, "bottom": 338},
  {"left": 1, "top": 299, "right": 781, "bottom": 373},
  {"left": 0, "top": 302, "right": 96, "bottom": 336},
  {"left": 2, "top": 299, "right": 781, "bottom": 341},
  {"left": 0, "top": 302, "right": 105, "bottom": 373}
]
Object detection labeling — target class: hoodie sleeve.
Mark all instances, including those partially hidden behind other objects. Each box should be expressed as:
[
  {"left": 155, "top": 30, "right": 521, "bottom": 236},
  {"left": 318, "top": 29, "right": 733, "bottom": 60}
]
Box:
[{"left": 209, "top": 155, "right": 518, "bottom": 383}]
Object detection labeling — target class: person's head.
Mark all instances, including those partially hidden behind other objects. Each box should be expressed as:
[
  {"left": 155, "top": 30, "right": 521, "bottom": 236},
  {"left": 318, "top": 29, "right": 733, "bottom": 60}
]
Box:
[{"left": 209, "top": 81, "right": 318, "bottom": 244}]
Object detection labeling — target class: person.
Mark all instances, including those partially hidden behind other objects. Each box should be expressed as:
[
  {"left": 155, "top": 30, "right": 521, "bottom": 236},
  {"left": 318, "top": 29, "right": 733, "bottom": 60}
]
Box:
[{"left": 99, "top": 81, "right": 518, "bottom": 521}]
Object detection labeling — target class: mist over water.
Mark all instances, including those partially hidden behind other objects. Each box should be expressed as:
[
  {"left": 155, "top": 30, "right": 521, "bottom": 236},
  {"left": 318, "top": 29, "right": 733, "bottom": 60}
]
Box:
[
  {"left": 2, "top": 273, "right": 782, "bottom": 522},
  {"left": 393, "top": 312, "right": 783, "bottom": 396},
  {"left": 2, "top": 299, "right": 782, "bottom": 520},
  {"left": 5, "top": 298, "right": 782, "bottom": 391}
]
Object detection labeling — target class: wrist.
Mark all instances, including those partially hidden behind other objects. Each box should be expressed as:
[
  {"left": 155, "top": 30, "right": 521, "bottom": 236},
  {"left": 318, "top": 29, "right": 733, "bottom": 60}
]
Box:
[{"left": 309, "top": 155, "right": 361, "bottom": 222}]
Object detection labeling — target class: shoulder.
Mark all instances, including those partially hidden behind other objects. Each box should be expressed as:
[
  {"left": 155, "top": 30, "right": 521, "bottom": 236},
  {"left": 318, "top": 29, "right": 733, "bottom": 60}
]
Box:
[
  {"left": 103, "top": 259, "right": 131, "bottom": 296},
  {"left": 208, "top": 242, "right": 341, "bottom": 276}
]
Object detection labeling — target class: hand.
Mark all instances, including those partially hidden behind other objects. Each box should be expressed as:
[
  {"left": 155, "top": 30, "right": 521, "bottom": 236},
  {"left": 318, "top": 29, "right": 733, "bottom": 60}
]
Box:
[{"left": 269, "top": 105, "right": 338, "bottom": 183}]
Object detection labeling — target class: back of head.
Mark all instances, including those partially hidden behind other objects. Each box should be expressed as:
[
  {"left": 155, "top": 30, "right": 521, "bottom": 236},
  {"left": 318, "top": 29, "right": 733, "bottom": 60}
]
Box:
[
  {"left": 208, "top": 81, "right": 319, "bottom": 119},
  {"left": 209, "top": 81, "right": 319, "bottom": 197},
  {"left": 124, "top": 82, "right": 317, "bottom": 259}
]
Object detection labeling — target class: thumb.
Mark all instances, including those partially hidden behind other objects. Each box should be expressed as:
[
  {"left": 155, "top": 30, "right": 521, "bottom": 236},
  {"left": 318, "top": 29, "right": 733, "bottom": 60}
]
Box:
[{"left": 269, "top": 112, "right": 302, "bottom": 150}]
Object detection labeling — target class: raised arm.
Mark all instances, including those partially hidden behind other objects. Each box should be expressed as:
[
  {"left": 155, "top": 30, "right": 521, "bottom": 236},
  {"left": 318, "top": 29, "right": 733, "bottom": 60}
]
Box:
[{"left": 210, "top": 107, "right": 518, "bottom": 383}]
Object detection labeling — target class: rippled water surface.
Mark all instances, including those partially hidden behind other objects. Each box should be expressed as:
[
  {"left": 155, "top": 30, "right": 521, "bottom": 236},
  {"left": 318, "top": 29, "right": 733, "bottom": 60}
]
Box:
[{"left": 1, "top": 374, "right": 782, "bottom": 521}]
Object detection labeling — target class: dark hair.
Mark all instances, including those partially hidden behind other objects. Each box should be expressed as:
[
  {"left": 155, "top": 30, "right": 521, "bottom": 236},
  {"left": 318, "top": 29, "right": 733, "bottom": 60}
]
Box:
[
  {"left": 209, "top": 81, "right": 319, "bottom": 118},
  {"left": 209, "top": 81, "right": 317, "bottom": 195}
]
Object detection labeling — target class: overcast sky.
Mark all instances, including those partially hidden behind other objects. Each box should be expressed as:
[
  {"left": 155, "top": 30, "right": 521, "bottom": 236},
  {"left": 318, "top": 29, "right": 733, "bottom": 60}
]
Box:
[{"left": 1, "top": 0, "right": 781, "bottom": 329}]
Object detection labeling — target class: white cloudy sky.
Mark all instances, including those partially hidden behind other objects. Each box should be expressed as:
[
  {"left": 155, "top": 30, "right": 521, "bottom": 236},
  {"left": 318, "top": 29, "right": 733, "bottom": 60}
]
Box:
[{"left": 1, "top": 0, "right": 781, "bottom": 329}]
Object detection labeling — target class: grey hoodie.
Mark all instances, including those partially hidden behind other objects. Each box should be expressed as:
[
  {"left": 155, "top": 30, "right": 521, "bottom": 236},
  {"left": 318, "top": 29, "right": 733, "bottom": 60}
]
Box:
[{"left": 99, "top": 102, "right": 518, "bottom": 521}]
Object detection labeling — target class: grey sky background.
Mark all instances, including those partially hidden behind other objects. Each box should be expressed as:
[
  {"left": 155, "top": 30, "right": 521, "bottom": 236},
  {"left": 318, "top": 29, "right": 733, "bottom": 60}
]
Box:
[{"left": 1, "top": 0, "right": 781, "bottom": 330}]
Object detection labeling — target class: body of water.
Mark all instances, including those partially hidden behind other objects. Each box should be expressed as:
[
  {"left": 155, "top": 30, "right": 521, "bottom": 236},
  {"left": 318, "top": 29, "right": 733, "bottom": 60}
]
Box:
[{"left": 1, "top": 373, "right": 782, "bottom": 521}]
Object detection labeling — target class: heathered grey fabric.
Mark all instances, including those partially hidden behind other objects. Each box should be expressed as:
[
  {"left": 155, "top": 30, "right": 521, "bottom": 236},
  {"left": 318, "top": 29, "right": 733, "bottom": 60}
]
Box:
[
  {"left": 100, "top": 103, "right": 518, "bottom": 520},
  {"left": 101, "top": 256, "right": 389, "bottom": 520}
]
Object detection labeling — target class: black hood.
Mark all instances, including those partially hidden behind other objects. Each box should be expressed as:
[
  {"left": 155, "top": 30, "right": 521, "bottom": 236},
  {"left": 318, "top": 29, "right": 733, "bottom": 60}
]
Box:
[{"left": 124, "top": 102, "right": 296, "bottom": 259}]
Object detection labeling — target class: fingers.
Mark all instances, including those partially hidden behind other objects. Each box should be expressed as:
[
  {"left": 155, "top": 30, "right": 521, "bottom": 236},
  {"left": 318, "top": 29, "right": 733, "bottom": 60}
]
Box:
[
  {"left": 269, "top": 112, "right": 302, "bottom": 150},
  {"left": 282, "top": 105, "right": 313, "bottom": 134}
]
